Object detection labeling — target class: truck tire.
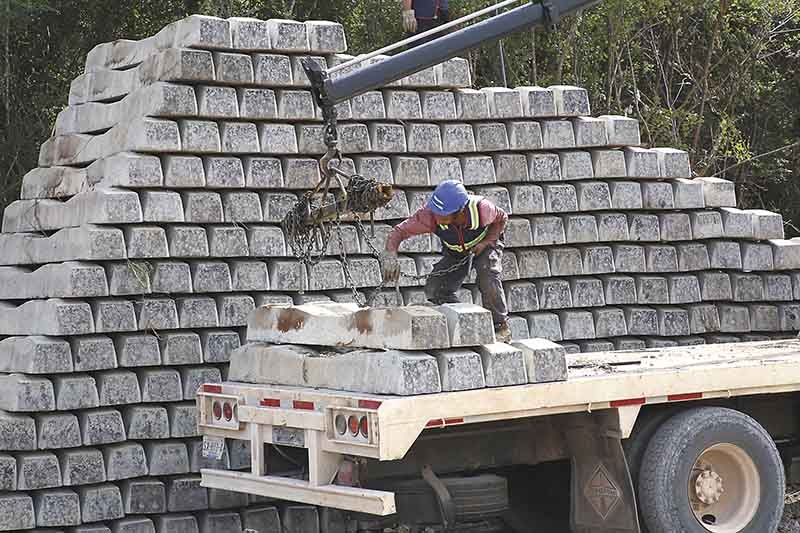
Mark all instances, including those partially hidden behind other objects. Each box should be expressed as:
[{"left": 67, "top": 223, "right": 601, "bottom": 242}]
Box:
[
  {"left": 637, "top": 407, "right": 784, "bottom": 533},
  {"left": 378, "top": 474, "right": 509, "bottom": 525}
]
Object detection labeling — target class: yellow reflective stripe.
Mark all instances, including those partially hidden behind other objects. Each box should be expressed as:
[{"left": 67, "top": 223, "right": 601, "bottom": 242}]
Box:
[
  {"left": 438, "top": 224, "right": 448, "bottom": 230},
  {"left": 468, "top": 199, "right": 480, "bottom": 230},
  {"left": 441, "top": 226, "right": 489, "bottom": 252}
]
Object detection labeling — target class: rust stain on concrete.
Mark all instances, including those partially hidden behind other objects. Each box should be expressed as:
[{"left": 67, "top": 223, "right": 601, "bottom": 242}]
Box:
[{"left": 276, "top": 308, "right": 306, "bottom": 332}]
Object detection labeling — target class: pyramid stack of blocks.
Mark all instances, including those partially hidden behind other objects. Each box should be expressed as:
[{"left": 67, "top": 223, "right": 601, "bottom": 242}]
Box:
[{"left": 1, "top": 13, "right": 800, "bottom": 533}]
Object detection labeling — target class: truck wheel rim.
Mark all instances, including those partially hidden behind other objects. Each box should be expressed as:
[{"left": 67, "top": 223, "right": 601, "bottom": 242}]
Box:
[{"left": 688, "top": 443, "right": 760, "bottom": 532}]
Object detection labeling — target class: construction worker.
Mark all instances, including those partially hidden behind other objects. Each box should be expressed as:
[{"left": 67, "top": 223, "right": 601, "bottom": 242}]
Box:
[
  {"left": 381, "top": 180, "right": 512, "bottom": 342},
  {"left": 402, "top": 0, "right": 449, "bottom": 45}
]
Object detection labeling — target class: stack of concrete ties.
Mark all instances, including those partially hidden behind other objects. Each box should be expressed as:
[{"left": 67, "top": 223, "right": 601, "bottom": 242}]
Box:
[
  {"left": 230, "top": 302, "right": 567, "bottom": 394},
  {"left": 1, "top": 11, "right": 800, "bottom": 533}
]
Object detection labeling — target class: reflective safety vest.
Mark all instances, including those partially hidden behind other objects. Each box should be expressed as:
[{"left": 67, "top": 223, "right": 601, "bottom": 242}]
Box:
[{"left": 434, "top": 195, "right": 489, "bottom": 254}]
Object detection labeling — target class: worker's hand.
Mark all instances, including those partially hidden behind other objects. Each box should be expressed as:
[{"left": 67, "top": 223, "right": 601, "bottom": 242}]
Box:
[
  {"left": 402, "top": 9, "right": 418, "bottom": 33},
  {"left": 380, "top": 250, "right": 401, "bottom": 283},
  {"left": 471, "top": 243, "right": 487, "bottom": 257}
]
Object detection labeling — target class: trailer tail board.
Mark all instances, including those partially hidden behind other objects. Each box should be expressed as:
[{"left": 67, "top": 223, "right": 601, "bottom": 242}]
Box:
[{"left": 199, "top": 384, "right": 241, "bottom": 430}]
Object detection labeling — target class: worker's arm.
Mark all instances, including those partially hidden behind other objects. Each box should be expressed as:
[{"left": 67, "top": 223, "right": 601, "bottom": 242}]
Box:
[
  {"left": 385, "top": 207, "right": 438, "bottom": 253},
  {"left": 473, "top": 200, "right": 508, "bottom": 255}
]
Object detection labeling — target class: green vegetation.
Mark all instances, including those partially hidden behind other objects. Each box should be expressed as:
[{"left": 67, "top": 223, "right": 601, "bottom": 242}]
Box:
[{"left": 1, "top": 0, "right": 797, "bottom": 227}]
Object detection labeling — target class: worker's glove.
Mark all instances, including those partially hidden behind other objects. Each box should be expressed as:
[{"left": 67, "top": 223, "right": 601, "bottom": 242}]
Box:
[
  {"left": 402, "top": 9, "right": 418, "bottom": 33},
  {"left": 380, "top": 250, "right": 401, "bottom": 283}
]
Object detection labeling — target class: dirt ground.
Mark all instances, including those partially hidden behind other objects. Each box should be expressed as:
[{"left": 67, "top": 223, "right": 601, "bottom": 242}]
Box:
[{"left": 780, "top": 486, "right": 800, "bottom": 532}]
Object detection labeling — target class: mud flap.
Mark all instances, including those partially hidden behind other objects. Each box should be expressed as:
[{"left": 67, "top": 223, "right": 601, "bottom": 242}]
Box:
[{"left": 564, "top": 414, "right": 640, "bottom": 533}]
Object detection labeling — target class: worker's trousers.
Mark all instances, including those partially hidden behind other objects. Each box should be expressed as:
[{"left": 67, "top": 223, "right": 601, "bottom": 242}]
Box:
[{"left": 424, "top": 242, "right": 509, "bottom": 326}]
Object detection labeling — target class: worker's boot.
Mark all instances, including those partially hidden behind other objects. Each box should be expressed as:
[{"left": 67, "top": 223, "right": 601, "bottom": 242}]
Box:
[{"left": 494, "top": 321, "right": 512, "bottom": 343}]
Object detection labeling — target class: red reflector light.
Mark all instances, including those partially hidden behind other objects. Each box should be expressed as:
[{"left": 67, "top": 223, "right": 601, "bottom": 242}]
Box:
[
  {"left": 444, "top": 418, "right": 464, "bottom": 425},
  {"left": 426, "top": 419, "right": 444, "bottom": 427},
  {"left": 335, "top": 414, "right": 347, "bottom": 435},
  {"left": 293, "top": 400, "right": 314, "bottom": 410},
  {"left": 359, "top": 416, "right": 368, "bottom": 438},
  {"left": 610, "top": 397, "right": 646, "bottom": 408},
  {"left": 260, "top": 398, "right": 281, "bottom": 407},
  {"left": 223, "top": 401, "right": 234, "bottom": 421},
  {"left": 348, "top": 415, "right": 359, "bottom": 435},
  {"left": 668, "top": 392, "right": 703, "bottom": 402},
  {"left": 358, "top": 399, "right": 382, "bottom": 410},
  {"left": 203, "top": 384, "right": 222, "bottom": 394},
  {"left": 212, "top": 401, "right": 222, "bottom": 420}
]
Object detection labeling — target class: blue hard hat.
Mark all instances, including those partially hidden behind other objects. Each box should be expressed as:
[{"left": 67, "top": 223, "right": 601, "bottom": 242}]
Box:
[{"left": 427, "top": 180, "right": 469, "bottom": 216}]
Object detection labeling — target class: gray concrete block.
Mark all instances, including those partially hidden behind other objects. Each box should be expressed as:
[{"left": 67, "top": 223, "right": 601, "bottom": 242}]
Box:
[
  {"left": 689, "top": 303, "right": 722, "bottom": 334},
  {"left": 182, "top": 192, "right": 223, "bottom": 223},
  {"left": 393, "top": 156, "right": 430, "bottom": 186},
  {"left": 612, "top": 244, "right": 646, "bottom": 272},
  {"left": 574, "top": 181, "right": 611, "bottom": 211},
  {"left": 81, "top": 409, "right": 126, "bottom": 445},
  {"left": 155, "top": 514, "right": 199, "bottom": 533},
  {"left": 0, "top": 373, "right": 54, "bottom": 412},
  {"left": 675, "top": 242, "right": 711, "bottom": 272},
  {"left": 507, "top": 316, "right": 530, "bottom": 342},
  {"left": 645, "top": 338, "right": 679, "bottom": 348},
  {"left": 696, "top": 177, "right": 737, "bottom": 207},
  {"left": 671, "top": 178, "right": 705, "bottom": 208},
  {"left": 104, "top": 442, "right": 147, "bottom": 481},
  {"left": 527, "top": 153, "right": 561, "bottom": 181},
  {"left": 517, "top": 86, "right": 556, "bottom": 117},
  {"left": 572, "top": 117, "right": 608, "bottom": 147},
  {"left": 526, "top": 312, "right": 563, "bottom": 341},
  {"left": 0, "top": 262, "right": 109, "bottom": 299},
  {"left": 126, "top": 226, "right": 169, "bottom": 259},
  {"left": 558, "top": 150, "right": 593, "bottom": 180},
  {"left": 747, "top": 209, "right": 784, "bottom": 240},
  {"left": 139, "top": 368, "right": 183, "bottom": 402},
  {"left": 570, "top": 277, "right": 605, "bottom": 307},
  {"left": 181, "top": 366, "right": 222, "bottom": 400},
  {"left": 548, "top": 247, "right": 583, "bottom": 277},
  {"left": 719, "top": 207, "right": 754, "bottom": 238},
  {"left": 213, "top": 51, "right": 255, "bottom": 84},
  {"left": 505, "top": 281, "right": 539, "bottom": 312},
  {"left": 428, "top": 156, "right": 464, "bottom": 185},
  {"left": 167, "top": 226, "right": 209, "bottom": 258},
  {"left": 607, "top": 181, "right": 643, "bottom": 210},
  {"left": 474, "top": 122, "right": 509, "bottom": 152},
  {"left": 750, "top": 304, "right": 780, "bottom": 332},
  {"left": 659, "top": 212, "right": 693, "bottom": 241},
  {"left": 206, "top": 226, "right": 247, "bottom": 257},
  {"left": 591, "top": 149, "right": 627, "bottom": 178},
  {"left": 253, "top": 53, "right": 292, "bottom": 86},
  {"left": 34, "top": 489, "right": 80, "bottom": 527},
  {"left": 636, "top": 276, "right": 669, "bottom": 304},
  {"left": 0, "top": 298, "right": 95, "bottom": 336},
  {"left": 592, "top": 307, "right": 628, "bottom": 338},
  {"left": 81, "top": 483, "right": 124, "bottom": 523},
  {"left": 512, "top": 338, "right": 567, "bottom": 382},
  {"left": 60, "top": 448, "right": 105, "bottom": 486},
  {"left": 0, "top": 336, "right": 73, "bottom": 375},
  {"left": 168, "top": 403, "right": 198, "bottom": 438},
  {"left": 258, "top": 123, "right": 298, "bottom": 153},
  {"left": 624, "top": 147, "right": 659, "bottom": 178},
  {"left": 603, "top": 275, "right": 637, "bottom": 305},
  {"left": 537, "top": 279, "right": 572, "bottom": 310},
  {"left": 17, "top": 451, "right": 61, "bottom": 489},
  {"left": 146, "top": 441, "right": 190, "bottom": 475},
  {"left": 167, "top": 476, "right": 208, "bottom": 512},
  {"left": 177, "top": 296, "right": 219, "bottom": 328},
  {"left": 741, "top": 243, "right": 774, "bottom": 271},
  {"left": 731, "top": 273, "right": 764, "bottom": 302},
  {"left": 596, "top": 213, "right": 629, "bottom": 242},
  {"left": 215, "top": 294, "right": 254, "bottom": 327},
  {"left": 295, "top": 124, "right": 326, "bottom": 153},
  {"left": 92, "top": 299, "right": 137, "bottom": 333},
  {"left": 384, "top": 90, "right": 422, "bottom": 119},
  {"left": 771, "top": 239, "right": 800, "bottom": 269},
  {"left": 238, "top": 88, "right": 278, "bottom": 120},
  {"left": 532, "top": 216, "right": 566, "bottom": 246},
  {"left": 163, "top": 155, "right": 205, "bottom": 188},
  {"left": 541, "top": 120, "right": 575, "bottom": 149},
  {"left": 667, "top": 274, "right": 702, "bottom": 304},
  {"left": 579, "top": 340, "right": 616, "bottom": 352},
  {"left": 564, "top": 214, "right": 599, "bottom": 243},
  {"left": 406, "top": 123, "right": 443, "bottom": 152},
  {"left": 718, "top": 304, "right": 751, "bottom": 333},
  {"left": 268, "top": 260, "right": 308, "bottom": 291},
  {"left": 699, "top": 271, "right": 733, "bottom": 301},
  {"left": 37, "top": 412, "right": 81, "bottom": 450},
  {"left": 0, "top": 454, "right": 15, "bottom": 490},
  {"left": 116, "top": 334, "right": 161, "bottom": 368},
  {"left": 645, "top": 245, "right": 679, "bottom": 272},
  {"left": 614, "top": 338, "right": 647, "bottom": 350},
  {"left": 200, "top": 510, "right": 242, "bottom": 533},
  {"left": 708, "top": 241, "right": 743, "bottom": 269},
  {"left": 368, "top": 123, "right": 406, "bottom": 153},
  {"left": 435, "top": 303, "right": 494, "bottom": 347},
  {"left": 54, "top": 374, "right": 99, "bottom": 410},
  {"left": 517, "top": 249, "right": 551, "bottom": 278},
  {"left": 550, "top": 85, "right": 590, "bottom": 116},
  {"left": 136, "top": 298, "right": 180, "bottom": 331},
  {"left": 160, "top": 332, "right": 203, "bottom": 365},
  {"left": 435, "top": 58, "right": 472, "bottom": 87},
  {"left": 109, "top": 262, "right": 153, "bottom": 296},
  {"left": 779, "top": 304, "right": 800, "bottom": 331},
  {"left": 629, "top": 214, "right": 660, "bottom": 242},
  {"left": 653, "top": 147, "right": 691, "bottom": 177},
  {"left": 179, "top": 120, "right": 220, "bottom": 153},
  {"left": 196, "top": 85, "right": 238, "bottom": 118},
  {"left": 689, "top": 210, "right": 724, "bottom": 239},
  {"left": 764, "top": 273, "right": 793, "bottom": 301},
  {"left": 276, "top": 90, "right": 316, "bottom": 120},
  {"left": 475, "top": 343, "right": 527, "bottom": 387},
  {"left": 112, "top": 516, "right": 157, "bottom": 533},
  {"left": 190, "top": 262, "right": 232, "bottom": 293},
  {"left": 247, "top": 226, "right": 287, "bottom": 257},
  {"left": 243, "top": 157, "right": 283, "bottom": 189},
  {"left": 124, "top": 405, "right": 169, "bottom": 440},
  {"left": 481, "top": 87, "right": 523, "bottom": 118},
  {"left": 656, "top": 307, "right": 690, "bottom": 336},
  {"left": 419, "top": 91, "right": 456, "bottom": 120},
  {"left": 506, "top": 121, "right": 543, "bottom": 151},
  {"left": 207, "top": 487, "right": 248, "bottom": 510},
  {"left": 558, "top": 310, "right": 595, "bottom": 340},
  {"left": 624, "top": 307, "right": 659, "bottom": 336},
  {"left": 641, "top": 182, "right": 675, "bottom": 209}
]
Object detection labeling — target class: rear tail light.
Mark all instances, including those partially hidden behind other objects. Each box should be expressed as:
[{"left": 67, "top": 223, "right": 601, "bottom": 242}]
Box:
[
  {"left": 212, "top": 401, "right": 222, "bottom": 420},
  {"left": 330, "top": 409, "right": 376, "bottom": 444},
  {"left": 348, "top": 415, "right": 359, "bottom": 436},
  {"left": 223, "top": 401, "right": 234, "bottom": 421},
  {"left": 335, "top": 414, "right": 347, "bottom": 435},
  {"left": 359, "top": 416, "right": 368, "bottom": 438},
  {"left": 199, "top": 392, "right": 240, "bottom": 430}
]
